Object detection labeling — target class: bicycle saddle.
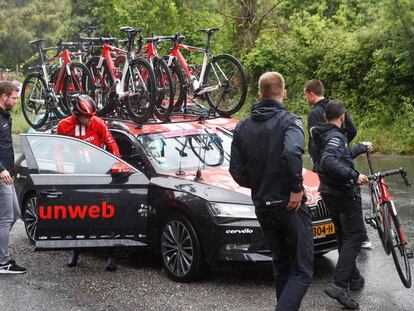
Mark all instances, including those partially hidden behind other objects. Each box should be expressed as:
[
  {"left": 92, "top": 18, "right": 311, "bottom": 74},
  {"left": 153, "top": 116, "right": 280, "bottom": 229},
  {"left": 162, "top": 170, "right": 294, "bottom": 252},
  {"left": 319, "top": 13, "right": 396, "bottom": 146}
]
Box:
[
  {"left": 198, "top": 28, "right": 219, "bottom": 34},
  {"left": 119, "top": 27, "right": 142, "bottom": 35},
  {"left": 29, "top": 38, "right": 45, "bottom": 46}
]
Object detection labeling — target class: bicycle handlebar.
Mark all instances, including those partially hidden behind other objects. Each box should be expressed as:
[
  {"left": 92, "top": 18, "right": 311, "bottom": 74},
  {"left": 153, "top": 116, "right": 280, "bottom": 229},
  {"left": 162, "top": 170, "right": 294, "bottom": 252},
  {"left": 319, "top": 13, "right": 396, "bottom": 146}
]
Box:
[{"left": 368, "top": 168, "right": 411, "bottom": 187}]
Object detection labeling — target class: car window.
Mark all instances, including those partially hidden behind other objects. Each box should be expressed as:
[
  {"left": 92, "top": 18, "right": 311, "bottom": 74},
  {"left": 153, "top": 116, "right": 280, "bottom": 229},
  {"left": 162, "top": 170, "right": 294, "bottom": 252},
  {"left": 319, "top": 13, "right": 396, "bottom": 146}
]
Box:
[
  {"left": 27, "top": 135, "right": 120, "bottom": 175},
  {"left": 137, "top": 128, "right": 232, "bottom": 172}
]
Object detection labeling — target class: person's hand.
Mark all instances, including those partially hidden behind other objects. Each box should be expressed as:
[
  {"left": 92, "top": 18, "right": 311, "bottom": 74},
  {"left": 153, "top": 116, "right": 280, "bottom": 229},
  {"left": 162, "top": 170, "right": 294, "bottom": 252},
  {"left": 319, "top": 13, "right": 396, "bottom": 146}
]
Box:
[
  {"left": 360, "top": 141, "right": 373, "bottom": 152},
  {"left": 356, "top": 174, "right": 369, "bottom": 185},
  {"left": 287, "top": 191, "right": 303, "bottom": 212},
  {"left": 0, "top": 170, "right": 13, "bottom": 185}
]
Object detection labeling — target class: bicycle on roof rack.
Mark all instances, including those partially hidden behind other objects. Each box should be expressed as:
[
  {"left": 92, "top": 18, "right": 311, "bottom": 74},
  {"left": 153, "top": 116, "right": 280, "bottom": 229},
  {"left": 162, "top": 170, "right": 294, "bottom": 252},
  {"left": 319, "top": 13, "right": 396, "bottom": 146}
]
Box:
[
  {"left": 82, "top": 27, "right": 157, "bottom": 124},
  {"left": 364, "top": 150, "right": 413, "bottom": 288},
  {"left": 21, "top": 39, "right": 94, "bottom": 129},
  {"left": 161, "top": 28, "right": 248, "bottom": 117}
]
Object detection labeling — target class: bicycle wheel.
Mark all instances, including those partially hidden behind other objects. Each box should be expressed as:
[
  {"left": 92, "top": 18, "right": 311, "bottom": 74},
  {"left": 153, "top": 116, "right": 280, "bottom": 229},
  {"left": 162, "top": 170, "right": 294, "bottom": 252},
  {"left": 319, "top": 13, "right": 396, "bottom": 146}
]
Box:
[
  {"left": 370, "top": 185, "right": 391, "bottom": 254},
  {"left": 164, "top": 57, "right": 186, "bottom": 112},
  {"left": 86, "top": 57, "right": 116, "bottom": 116},
  {"left": 61, "top": 62, "right": 94, "bottom": 115},
  {"left": 124, "top": 58, "right": 157, "bottom": 124},
  {"left": 153, "top": 57, "right": 174, "bottom": 121},
  {"left": 386, "top": 203, "right": 412, "bottom": 288},
  {"left": 21, "top": 73, "right": 49, "bottom": 129},
  {"left": 204, "top": 53, "right": 247, "bottom": 117}
]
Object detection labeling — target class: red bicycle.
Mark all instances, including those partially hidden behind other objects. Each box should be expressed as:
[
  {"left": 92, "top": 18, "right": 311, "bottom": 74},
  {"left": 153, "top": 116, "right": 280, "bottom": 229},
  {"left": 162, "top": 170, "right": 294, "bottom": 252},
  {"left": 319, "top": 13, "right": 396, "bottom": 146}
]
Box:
[
  {"left": 364, "top": 151, "right": 412, "bottom": 288},
  {"left": 84, "top": 28, "right": 157, "bottom": 123},
  {"left": 162, "top": 28, "right": 248, "bottom": 116},
  {"left": 21, "top": 39, "right": 93, "bottom": 129}
]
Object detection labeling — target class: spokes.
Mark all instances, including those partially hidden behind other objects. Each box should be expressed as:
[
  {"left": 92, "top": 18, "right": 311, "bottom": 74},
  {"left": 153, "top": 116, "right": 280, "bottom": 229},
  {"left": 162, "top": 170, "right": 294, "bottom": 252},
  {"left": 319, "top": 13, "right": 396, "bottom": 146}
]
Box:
[
  {"left": 161, "top": 220, "right": 193, "bottom": 277},
  {"left": 24, "top": 197, "right": 38, "bottom": 242}
]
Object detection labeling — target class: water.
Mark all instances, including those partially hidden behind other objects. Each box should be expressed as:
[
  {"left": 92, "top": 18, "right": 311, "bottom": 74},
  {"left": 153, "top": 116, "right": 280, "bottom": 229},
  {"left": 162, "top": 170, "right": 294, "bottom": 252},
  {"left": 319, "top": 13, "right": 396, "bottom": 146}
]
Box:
[{"left": 304, "top": 153, "right": 414, "bottom": 250}]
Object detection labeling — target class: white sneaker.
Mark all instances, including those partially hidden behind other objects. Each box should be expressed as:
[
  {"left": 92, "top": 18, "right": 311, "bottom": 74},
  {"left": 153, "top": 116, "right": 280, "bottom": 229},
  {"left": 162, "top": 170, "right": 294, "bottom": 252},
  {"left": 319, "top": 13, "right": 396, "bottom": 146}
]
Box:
[{"left": 361, "top": 240, "right": 372, "bottom": 249}]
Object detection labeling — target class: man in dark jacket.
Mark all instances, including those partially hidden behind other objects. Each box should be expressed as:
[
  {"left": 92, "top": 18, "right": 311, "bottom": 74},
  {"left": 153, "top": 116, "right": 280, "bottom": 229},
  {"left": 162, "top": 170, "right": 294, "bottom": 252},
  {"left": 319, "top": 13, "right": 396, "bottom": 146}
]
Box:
[
  {"left": 312, "top": 100, "right": 369, "bottom": 309},
  {"left": 304, "top": 79, "right": 357, "bottom": 164},
  {"left": 230, "top": 72, "right": 313, "bottom": 311},
  {"left": 304, "top": 79, "right": 372, "bottom": 249},
  {"left": 0, "top": 81, "right": 26, "bottom": 274}
]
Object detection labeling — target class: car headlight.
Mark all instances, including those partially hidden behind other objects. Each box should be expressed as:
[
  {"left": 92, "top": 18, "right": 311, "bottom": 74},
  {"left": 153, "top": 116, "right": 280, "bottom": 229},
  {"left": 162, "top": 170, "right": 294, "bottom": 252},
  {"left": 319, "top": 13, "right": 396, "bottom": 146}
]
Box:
[{"left": 208, "top": 202, "right": 256, "bottom": 218}]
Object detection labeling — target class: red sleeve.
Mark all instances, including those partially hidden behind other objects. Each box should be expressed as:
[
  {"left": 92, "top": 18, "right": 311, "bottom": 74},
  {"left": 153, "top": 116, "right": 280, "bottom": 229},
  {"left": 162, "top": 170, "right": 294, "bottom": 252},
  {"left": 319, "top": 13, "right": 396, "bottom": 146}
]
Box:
[{"left": 96, "top": 118, "right": 120, "bottom": 157}]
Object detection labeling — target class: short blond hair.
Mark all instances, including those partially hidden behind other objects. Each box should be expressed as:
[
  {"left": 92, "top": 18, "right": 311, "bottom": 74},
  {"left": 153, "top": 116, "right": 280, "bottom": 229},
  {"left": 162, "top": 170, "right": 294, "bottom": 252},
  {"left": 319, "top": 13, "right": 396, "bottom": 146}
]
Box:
[{"left": 258, "top": 72, "right": 285, "bottom": 99}]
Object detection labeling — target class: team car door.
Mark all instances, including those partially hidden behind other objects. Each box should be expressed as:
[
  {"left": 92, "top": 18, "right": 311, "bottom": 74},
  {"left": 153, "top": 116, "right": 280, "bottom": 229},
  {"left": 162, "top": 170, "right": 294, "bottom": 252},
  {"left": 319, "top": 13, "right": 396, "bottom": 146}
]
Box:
[{"left": 20, "top": 134, "right": 150, "bottom": 250}]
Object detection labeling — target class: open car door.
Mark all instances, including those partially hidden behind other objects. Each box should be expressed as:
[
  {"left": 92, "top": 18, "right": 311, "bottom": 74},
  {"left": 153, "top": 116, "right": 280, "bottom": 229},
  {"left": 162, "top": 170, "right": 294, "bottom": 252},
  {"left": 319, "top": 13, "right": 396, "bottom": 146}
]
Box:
[{"left": 20, "top": 134, "right": 150, "bottom": 250}]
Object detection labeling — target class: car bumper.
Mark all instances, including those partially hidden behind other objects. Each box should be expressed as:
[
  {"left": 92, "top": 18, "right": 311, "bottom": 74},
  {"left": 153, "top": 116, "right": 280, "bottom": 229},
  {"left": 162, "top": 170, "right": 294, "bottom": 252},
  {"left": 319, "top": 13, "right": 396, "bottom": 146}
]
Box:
[{"left": 208, "top": 219, "right": 337, "bottom": 263}]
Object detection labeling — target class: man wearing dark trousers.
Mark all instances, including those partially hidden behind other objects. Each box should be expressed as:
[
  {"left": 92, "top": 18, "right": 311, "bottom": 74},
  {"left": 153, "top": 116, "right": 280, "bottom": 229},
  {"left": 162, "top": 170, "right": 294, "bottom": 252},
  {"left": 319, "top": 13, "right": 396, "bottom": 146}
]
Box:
[
  {"left": 312, "top": 100, "right": 370, "bottom": 309},
  {"left": 0, "top": 81, "right": 26, "bottom": 274},
  {"left": 304, "top": 79, "right": 372, "bottom": 249},
  {"left": 230, "top": 72, "right": 313, "bottom": 311}
]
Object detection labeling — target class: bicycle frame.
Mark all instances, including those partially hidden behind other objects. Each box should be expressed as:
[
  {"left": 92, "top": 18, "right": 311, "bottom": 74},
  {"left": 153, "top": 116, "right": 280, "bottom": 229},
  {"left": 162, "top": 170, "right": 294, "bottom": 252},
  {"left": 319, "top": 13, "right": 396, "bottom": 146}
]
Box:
[{"left": 166, "top": 43, "right": 220, "bottom": 95}]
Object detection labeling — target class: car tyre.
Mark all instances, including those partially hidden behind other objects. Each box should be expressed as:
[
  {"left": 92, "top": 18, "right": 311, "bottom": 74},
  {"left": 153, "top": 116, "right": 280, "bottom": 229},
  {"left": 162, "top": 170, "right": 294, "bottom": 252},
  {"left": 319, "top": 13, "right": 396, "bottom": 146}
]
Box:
[
  {"left": 23, "top": 193, "right": 38, "bottom": 244},
  {"left": 160, "top": 214, "right": 203, "bottom": 282}
]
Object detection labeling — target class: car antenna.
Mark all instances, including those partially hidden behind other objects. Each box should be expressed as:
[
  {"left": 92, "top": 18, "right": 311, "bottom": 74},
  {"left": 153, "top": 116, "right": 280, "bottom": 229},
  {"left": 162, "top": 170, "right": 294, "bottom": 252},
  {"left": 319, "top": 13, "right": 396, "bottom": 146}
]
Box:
[{"left": 194, "top": 126, "right": 207, "bottom": 181}]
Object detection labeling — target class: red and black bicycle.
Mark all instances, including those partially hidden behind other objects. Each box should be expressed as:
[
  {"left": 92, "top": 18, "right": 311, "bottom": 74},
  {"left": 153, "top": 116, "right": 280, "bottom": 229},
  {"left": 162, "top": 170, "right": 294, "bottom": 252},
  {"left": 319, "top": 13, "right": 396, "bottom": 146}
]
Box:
[
  {"left": 21, "top": 39, "right": 94, "bottom": 129},
  {"left": 364, "top": 151, "right": 413, "bottom": 288}
]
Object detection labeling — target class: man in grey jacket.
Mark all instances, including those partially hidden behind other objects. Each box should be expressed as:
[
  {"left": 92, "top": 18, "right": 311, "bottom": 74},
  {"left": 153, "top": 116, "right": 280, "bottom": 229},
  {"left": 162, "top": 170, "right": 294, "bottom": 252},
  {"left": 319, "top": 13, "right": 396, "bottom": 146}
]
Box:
[{"left": 0, "top": 81, "right": 26, "bottom": 274}]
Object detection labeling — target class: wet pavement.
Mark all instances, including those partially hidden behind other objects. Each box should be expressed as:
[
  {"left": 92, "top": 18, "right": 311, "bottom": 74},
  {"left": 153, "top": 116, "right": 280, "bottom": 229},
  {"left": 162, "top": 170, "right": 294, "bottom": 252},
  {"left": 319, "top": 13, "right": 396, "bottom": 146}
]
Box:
[{"left": 3, "top": 135, "right": 413, "bottom": 310}]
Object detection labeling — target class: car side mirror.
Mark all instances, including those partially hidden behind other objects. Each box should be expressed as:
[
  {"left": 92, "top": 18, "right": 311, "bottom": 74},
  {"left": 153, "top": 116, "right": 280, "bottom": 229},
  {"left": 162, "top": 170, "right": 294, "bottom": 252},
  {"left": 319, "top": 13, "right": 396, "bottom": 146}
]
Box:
[{"left": 111, "top": 161, "right": 133, "bottom": 180}]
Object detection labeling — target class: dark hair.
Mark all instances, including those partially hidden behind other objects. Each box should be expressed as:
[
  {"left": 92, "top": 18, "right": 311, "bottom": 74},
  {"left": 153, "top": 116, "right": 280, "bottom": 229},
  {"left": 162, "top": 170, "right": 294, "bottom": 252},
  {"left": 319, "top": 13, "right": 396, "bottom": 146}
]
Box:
[
  {"left": 0, "top": 81, "right": 19, "bottom": 96},
  {"left": 304, "top": 79, "right": 324, "bottom": 96},
  {"left": 325, "top": 100, "right": 346, "bottom": 121}
]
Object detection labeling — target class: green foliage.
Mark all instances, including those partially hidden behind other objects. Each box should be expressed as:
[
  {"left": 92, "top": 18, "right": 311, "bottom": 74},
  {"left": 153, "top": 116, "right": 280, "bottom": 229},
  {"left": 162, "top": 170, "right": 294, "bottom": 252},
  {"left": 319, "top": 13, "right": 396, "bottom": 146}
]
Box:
[{"left": 1, "top": 0, "right": 413, "bottom": 153}]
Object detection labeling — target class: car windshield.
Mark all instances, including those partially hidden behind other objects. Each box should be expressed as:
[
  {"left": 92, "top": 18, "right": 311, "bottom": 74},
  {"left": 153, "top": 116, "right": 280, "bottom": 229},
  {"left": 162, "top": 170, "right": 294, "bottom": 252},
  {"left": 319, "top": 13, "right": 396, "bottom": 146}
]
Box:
[{"left": 137, "top": 127, "right": 232, "bottom": 173}]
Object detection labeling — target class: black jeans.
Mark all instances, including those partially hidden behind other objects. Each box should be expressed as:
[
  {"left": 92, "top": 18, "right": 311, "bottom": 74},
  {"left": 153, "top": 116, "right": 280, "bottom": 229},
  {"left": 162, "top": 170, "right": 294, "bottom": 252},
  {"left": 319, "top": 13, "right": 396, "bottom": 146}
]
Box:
[
  {"left": 256, "top": 203, "right": 314, "bottom": 311},
  {"left": 321, "top": 193, "right": 365, "bottom": 289}
]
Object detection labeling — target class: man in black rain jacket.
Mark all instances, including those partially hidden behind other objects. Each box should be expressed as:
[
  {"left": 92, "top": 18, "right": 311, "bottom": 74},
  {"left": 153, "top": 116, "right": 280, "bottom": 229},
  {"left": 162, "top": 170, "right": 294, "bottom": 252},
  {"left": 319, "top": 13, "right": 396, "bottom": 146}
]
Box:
[
  {"left": 230, "top": 72, "right": 313, "bottom": 311},
  {"left": 312, "top": 100, "right": 370, "bottom": 309}
]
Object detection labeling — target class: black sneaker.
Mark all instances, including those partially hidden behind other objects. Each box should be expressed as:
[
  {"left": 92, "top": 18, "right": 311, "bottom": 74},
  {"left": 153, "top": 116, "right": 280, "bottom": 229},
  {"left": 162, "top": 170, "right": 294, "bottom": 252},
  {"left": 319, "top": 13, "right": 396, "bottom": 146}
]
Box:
[
  {"left": 67, "top": 250, "right": 80, "bottom": 267},
  {"left": 349, "top": 276, "right": 365, "bottom": 291},
  {"left": 0, "top": 260, "right": 27, "bottom": 274},
  {"left": 324, "top": 282, "right": 359, "bottom": 309}
]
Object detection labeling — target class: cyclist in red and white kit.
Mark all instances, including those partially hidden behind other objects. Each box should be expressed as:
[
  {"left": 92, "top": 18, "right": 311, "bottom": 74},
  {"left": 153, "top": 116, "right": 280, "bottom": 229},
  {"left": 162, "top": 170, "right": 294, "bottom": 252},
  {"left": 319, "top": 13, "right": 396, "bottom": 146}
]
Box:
[
  {"left": 57, "top": 94, "right": 120, "bottom": 157},
  {"left": 57, "top": 94, "right": 119, "bottom": 271}
]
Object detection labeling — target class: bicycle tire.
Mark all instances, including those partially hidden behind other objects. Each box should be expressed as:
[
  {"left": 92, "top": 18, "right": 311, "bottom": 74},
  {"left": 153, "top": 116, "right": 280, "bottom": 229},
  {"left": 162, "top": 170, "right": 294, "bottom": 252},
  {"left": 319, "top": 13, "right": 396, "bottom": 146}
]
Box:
[
  {"left": 188, "top": 135, "right": 224, "bottom": 167},
  {"left": 164, "top": 56, "right": 186, "bottom": 112},
  {"left": 61, "top": 62, "right": 94, "bottom": 115},
  {"left": 386, "top": 203, "right": 412, "bottom": 288},
  {"left": 204, "top": 53, "right": 248, "bottom": 117},
  {"left": 124, "top": 58, "right": 157, "bottom": 124},
  {"left": 370, "top": 185, "right": 391, "bottom": 254},
  {"left": 86, "top": 57, "right": 116, "bottom": 116},
  {"left": 153, "top": 57, "right": 174, "bottom": 121},
  {"left": 21, "top": 73, "right": 49, "bottom": 129}
]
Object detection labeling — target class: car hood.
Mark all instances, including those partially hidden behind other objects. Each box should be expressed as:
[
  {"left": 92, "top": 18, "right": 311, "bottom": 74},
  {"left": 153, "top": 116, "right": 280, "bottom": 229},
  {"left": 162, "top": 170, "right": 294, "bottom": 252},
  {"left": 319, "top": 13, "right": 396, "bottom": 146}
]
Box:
[
  {"left": 150, "top": 167, "right": 253, "bottom": 205},
  {"left": 150, "top": 167, "right": 322, "bottom": 206}
]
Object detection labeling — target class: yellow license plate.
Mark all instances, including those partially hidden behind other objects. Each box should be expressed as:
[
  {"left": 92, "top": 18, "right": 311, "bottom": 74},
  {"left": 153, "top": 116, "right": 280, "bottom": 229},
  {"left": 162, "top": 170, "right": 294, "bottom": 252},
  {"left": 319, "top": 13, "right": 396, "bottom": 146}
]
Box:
[{"left": 313, "top": 223, "right": 335, "bottom": 238}]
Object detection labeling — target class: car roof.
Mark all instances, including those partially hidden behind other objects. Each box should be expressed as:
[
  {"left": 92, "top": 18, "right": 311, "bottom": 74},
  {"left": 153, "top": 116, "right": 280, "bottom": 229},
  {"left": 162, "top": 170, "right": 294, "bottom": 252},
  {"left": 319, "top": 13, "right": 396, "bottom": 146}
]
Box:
[{"left": 106, "top": 116, "right": 239, "bottom": 137}]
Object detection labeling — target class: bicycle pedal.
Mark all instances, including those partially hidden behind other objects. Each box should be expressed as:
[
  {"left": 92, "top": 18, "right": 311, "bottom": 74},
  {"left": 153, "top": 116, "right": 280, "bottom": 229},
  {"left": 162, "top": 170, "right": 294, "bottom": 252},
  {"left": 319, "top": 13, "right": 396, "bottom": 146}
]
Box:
[{"left": 407, "top": 248, "right": 413, "bottom": 259}]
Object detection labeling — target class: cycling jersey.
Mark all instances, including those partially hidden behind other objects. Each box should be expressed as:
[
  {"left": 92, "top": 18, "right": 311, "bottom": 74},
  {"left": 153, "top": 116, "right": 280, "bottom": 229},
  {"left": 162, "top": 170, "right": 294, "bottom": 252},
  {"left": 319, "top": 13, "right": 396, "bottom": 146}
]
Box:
[{"left": 57, "top": 115, "right": 120, "bottom": 157}]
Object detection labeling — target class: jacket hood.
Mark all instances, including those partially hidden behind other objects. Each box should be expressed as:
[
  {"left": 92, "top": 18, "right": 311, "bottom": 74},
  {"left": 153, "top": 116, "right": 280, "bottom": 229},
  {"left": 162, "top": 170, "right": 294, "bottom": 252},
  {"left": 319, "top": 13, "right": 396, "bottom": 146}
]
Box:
[
  {"left": 310, "top": 122, "right": 344, "bottom": 146},
  {"left": 251, "top": 99, "right": 286, "bottom": 121}
]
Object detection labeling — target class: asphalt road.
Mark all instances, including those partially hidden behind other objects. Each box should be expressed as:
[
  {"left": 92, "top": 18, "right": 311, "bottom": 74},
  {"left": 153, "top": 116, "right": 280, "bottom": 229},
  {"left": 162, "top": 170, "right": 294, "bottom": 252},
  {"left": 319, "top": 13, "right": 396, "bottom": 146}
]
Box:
[
  {"left": 0, "top": 218, "right": 413, "bottom": 311},
  {"left": 5, "top": 135, "right": 414, "bottom": 311}
]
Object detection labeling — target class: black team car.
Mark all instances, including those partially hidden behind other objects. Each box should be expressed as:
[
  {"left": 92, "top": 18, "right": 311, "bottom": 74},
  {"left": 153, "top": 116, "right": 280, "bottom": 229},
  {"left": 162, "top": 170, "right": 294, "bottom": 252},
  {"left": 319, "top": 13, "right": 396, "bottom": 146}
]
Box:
[{"left": 14, "top": 116, "right": 337, "bottom": 282}]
